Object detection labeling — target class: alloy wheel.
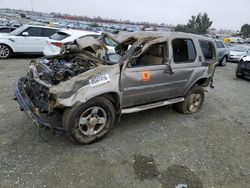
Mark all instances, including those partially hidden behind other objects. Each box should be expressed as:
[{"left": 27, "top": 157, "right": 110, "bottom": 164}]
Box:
[
  {"left": 0, "top": 45, "right": 10, "bottom": 58},
  {"left": 78, "top": 106, "right": 107, "bottom": 136},
  {"left": 187, "top": 93, "right": 202, "bottom": 113}
]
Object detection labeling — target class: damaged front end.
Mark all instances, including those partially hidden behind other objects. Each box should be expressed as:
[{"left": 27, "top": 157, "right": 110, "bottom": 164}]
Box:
[
  {"left": 13, "top": 36, "right": 109, "bottom": 132},
  {"left": 237, "top": 57, "right": 250, "bottom": 79}
]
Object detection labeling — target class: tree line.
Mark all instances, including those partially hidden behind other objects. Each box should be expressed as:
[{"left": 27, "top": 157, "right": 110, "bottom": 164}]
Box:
[{"left": 175, "top": 12, "right": 250, "bottom": 39}]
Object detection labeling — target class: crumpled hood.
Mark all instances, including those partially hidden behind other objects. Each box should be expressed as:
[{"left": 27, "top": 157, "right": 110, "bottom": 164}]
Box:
[
  {"left": 65, "top": 36, "right": 108, "bottom": 61},
  {"left": 49, "top": 64, "right": 119, "bottom": 98}
]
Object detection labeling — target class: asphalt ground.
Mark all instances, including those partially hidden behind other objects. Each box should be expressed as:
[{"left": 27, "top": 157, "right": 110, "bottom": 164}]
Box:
[{"left": 0, "top": 58, "right": 249, "bottom": 188}]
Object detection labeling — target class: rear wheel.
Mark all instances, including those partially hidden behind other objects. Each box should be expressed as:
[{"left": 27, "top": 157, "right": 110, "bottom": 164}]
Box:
[
  {"left": 0, "top": 44, "right": 12, "bottom": 59},
  {"left": 220, "top": 56, "right": 227, "bottom": 66},
  {"left": 174, "top": 85, "right": 205, "bottom": 114},
  {"left": 64, "top": 97, "right": 115, "bottom": 144}
]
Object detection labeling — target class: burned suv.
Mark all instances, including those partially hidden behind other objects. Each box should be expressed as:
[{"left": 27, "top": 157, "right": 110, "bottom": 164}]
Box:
[{"left": 14, "top": 32, "right": 217, "bottom": 144}]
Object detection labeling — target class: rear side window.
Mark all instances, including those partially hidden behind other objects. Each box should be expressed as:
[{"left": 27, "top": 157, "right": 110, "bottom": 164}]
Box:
[
  {"left": 50, "top": 32, "right": 70, "bottom": 41},
  {"left": 22, "top": 27, "right": 43, "bottom": 36},
  {"left": 215, "top": 41, "right": 225, "bottom": 48},
  {"left": 42, "top": 28, "right": 57, "bottom": 37},
  {"left": 199, "top": 40, "right": 216, "bottom": 60},
  {"left": 172, "top": 38, "right": 196, "bottom": 63},
  {"left": 0, "top": 28, "right": 11, "bottom": 33}
]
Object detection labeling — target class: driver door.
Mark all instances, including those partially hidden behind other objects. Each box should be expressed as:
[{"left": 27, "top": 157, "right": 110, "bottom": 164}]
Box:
[
  {"left": 121, "top": 43, "right": 175, "bottom": 108},
  {"left": 14, "top": 27, "right": 43, "bottom": 52}
]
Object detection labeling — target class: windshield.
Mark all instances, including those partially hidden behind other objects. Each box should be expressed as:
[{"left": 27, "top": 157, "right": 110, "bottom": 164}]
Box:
[
  {"left": 9, "top": 26, "right": 26, "bottom": 36},
  {"left": 230, "top": 46, "right": 248, "bottom": 52}
]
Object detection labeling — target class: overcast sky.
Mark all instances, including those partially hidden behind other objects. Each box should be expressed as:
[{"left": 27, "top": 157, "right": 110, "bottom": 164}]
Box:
[{"left": 0, "top": 0, "right": 249, "bottom": 30}]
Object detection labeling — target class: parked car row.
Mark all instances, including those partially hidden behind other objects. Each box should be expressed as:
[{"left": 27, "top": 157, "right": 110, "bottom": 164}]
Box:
[
  {"left": 214, "top": 39, "right": 250, "bottom": 66},
  {"left": 0, "top": 25, "right": 117, "bottom": 59}
]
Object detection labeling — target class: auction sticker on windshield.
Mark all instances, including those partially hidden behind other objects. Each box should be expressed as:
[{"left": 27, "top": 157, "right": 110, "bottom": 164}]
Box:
[{"left": 89, "top": 74, "right": 110, "bottom": 87}]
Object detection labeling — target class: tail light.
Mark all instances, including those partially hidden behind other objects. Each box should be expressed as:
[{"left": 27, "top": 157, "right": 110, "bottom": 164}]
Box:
[{"left": 51, "top": 42, "right": 63, "bottom": 48}]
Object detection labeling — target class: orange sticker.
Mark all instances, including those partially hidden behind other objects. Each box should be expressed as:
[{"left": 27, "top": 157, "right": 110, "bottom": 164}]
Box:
[{"left": 142, "top": 71, "right": 151, "bottom": 81}]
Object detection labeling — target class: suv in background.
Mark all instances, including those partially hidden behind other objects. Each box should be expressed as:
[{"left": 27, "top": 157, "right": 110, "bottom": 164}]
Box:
[
  {"left": 43, "top": 29, "right": 100, "bottom": 56},
  {"left": 14, "top": 32, "right": 217, "bottom": 144},
  {"left": 215, "top": 40, "right": 229, "bottom": 66},
  {"left": 0, "top": 25, "right": 58, "bottom": 59}
]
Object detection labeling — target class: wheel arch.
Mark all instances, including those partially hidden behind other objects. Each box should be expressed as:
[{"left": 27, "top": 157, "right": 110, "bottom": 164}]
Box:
[
  {"left": 87, "top": 92, "right": 121, "bottom": 114},
  {"left": 184, "top": 77, "right": 209, "bottom": 96},
  {"left": 194, "top": 77, "right": 209, "bottom": 87},
  {"left": 0, "top": 43, "right": 14, "bottom": 53}
]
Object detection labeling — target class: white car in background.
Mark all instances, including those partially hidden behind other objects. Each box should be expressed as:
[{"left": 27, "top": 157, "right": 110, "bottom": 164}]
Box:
[
  {"left": 228, "top": 45, "right": 250, "bottom": 62},
  {"left": 43, "top": 30, "right": 99, "bottom": 56},
  {"left": 0, "top": 25, "right": 58, "bottom": 59},
  {"left": 43, "top": 29, "right": 116, "bottom": 56}
]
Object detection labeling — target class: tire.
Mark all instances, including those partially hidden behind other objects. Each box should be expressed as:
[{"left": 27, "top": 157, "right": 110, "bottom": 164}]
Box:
[
  {"left": 62, "top": 108, "right": 71, "bottom": 129},
  {"left": 174, "top": 85, "right": 205, "bottom": 114},
  {"left": 236, "top": 62, "right": 244, "bottom": 78},
  {"left": 220, "top": 56, "right": 227, "bottom": 66},
  {"left": 0, "top": 44, "right": 12, "bottom": 59},
  {"left": 64, "top": 97, "right": 115, "bottom": 144}
]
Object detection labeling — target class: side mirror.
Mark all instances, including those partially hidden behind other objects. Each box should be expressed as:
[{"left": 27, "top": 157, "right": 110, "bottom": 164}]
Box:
[{"left": 22, "top": 32, "right": 29, "bottom": 36}]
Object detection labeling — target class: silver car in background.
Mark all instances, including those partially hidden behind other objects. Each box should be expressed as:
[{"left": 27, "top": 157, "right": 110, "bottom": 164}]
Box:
[
  {"left": 215, "top": 40, "right": 229, "bottom": 66},
  {"left": 228, "top": 45, "right": 250, "bottom": 62}
]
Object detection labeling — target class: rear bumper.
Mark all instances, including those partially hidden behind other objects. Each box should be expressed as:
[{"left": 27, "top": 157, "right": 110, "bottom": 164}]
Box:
[
  {"left": 43, "top": 48, "right": 60, "bottom": 56},
  {"left": 13, "top": 77, "right": 65, "bottom": 132}
]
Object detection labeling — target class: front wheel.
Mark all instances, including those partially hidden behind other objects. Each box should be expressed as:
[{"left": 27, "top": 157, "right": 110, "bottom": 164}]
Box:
[
  {"left": 236, "top": 61, "right": 244, "bottom": 78},
  {"left": 64, "top": 97, "right": 115, "bottom": 144},
  {"left": 174, "top": 85, "right": 205, "bottom": 114},
  {"left": 0, "top": 44, "right": 12, "bottom": 59}
]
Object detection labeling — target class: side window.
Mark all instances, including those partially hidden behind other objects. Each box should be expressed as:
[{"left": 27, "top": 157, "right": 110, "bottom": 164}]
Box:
[
  {"left": 215, "top": 41, "right": 224, "bottom": 48},
  {"left": 42, "top": 28, "right": 57, "bottom": 37},
  {"left": 130, "top": 43, "right": 166, "bottom": 67},
  {"left": 199, "top": 40, "right": 216, "bottom": 61},
  {"left": 21, "top": 27, "right": 43, "bottom": 37},
  {"left": 172, "top": 39, "right": 196, "bottom": 63},
  {"left": 0, "top": 28, "right": 10, "bottom": 33}
]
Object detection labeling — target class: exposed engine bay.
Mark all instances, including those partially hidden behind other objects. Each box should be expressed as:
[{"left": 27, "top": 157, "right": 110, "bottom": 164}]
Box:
[
  {"left": 19, "top": 33, "right": 136, "bottom": 114},
  {"left": 32, "top": 55, "right": 97, "bottom": 85},
  {"left": 24, "top": 54, "right": 100, "bottom": 113}
]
